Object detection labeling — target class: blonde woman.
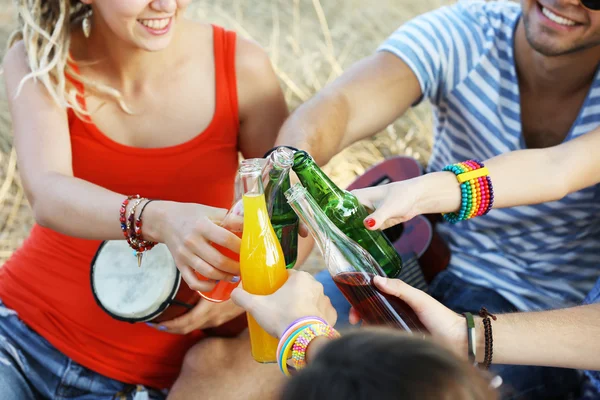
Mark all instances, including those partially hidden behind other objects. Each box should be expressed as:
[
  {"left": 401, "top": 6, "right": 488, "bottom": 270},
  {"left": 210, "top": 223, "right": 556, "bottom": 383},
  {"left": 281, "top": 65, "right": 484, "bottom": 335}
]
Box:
[{"left": 0, "top": 0, "right": 288, "bottom": 399}]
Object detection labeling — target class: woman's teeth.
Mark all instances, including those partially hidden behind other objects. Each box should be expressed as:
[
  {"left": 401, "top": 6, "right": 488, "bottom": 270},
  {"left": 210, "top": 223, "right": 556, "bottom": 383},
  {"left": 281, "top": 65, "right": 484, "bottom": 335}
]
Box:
[{"left": 138, "top": 18, "right": 170, "bottom": 30}]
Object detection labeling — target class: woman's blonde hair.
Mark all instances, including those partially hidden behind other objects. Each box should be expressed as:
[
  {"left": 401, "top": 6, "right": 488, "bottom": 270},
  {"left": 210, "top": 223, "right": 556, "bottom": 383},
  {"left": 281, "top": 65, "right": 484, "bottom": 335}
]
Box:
[{"left": 8, "top": 0, "right": 129, "bottom": 114}]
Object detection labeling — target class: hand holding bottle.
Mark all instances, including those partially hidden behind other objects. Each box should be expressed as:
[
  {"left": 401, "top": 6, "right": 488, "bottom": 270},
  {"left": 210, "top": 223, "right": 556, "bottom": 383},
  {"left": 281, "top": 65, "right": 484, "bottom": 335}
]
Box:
[
  {"left": 144, "top": 201, "right": 241, "bottom": 293},
  {"left": 350, "top": 277, "right": 467, "bottom": 358},
  {"left": 351, "top": 179, "right": 423, "bottom": 231},
  {"left": 231, "top": 270, "right": 337, "bottom": 339}
]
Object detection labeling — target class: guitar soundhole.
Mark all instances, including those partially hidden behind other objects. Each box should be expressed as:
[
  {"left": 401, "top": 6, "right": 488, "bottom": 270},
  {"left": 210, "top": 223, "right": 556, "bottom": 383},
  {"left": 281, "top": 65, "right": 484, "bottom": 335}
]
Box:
[{"left": 383, "top": 223, "right": 404, "bottom": 243}]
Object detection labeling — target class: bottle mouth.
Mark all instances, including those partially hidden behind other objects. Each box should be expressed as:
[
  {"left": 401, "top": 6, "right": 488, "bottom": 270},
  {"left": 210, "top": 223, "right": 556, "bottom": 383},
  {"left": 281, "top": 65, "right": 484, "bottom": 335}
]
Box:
[
  {"left": 292, "top": 150, "right": 311, "bottom": 169},
  {"left": 272, "top": 147, "right": 295, "bottom": 168},
  {"left": 284, "top": 183, "right": 308, "bottom": 203},
  {"left": 239, "top": 161, "right": 262, "bottom": 175}
]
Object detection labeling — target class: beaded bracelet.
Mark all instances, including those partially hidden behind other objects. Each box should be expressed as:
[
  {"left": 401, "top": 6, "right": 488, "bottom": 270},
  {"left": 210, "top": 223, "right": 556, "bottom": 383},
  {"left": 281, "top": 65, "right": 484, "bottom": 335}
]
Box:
[
  {"left": 442, "top": 160, "right": 495, "bottom": 223},
  {"left": 278, "top": 325, "right": 309, "bottom": 374},
  {"left": 277, "top": 317, "right": 327, "bottom": 359},
  {"left": 279, "top": 323, "right": 340, "bottom": 376},
  {"left": 119, "top": 195, "right": 157, "bottom": 268},
  {"left": 479, "top": 307, "right": 497, "bottom": 370},
  {"left": 291, "top": 324, "right": 340, "bottom": 370}
]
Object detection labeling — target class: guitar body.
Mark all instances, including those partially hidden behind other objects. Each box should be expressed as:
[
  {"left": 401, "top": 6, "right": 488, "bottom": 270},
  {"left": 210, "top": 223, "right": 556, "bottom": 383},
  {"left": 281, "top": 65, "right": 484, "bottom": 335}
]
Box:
[{"left": 347, "top": 156, "right": 450, "bottom": 287}]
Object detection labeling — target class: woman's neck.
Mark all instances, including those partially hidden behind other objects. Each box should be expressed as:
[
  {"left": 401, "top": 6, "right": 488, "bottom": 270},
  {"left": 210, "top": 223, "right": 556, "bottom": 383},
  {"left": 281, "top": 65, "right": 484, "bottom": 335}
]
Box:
[{"left": 74, "top": 17, "right": 187, "bottom": 93}]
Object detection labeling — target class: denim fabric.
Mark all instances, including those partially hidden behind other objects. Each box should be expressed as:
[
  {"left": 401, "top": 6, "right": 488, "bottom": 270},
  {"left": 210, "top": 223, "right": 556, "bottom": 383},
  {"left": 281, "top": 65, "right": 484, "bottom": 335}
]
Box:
[
  {"left": 0, "top": 299, "right": 167, "bottom": 400},
  {"left": 583, "top": 278, "right": 600, "bottom": 394}
]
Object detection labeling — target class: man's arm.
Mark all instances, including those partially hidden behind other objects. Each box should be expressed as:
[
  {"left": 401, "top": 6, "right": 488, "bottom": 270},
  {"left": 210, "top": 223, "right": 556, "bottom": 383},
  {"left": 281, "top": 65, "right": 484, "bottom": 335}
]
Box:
[
  {"left": 275, "top": 52, "right": 422, "bottom": 165},
  {"left": 475, "top": 304, "right": 600, "bottom": 370}
]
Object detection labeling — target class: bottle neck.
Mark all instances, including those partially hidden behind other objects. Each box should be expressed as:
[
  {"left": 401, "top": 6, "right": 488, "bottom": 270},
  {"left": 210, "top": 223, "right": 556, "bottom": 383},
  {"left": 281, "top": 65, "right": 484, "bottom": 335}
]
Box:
[
  {"left": 292, "top": 152, "right": 344, "bottom": 203},
  {"left": 263, "top": 151, "right": 293, "bottom": 215},
  {"left": 240, "top": 164, "right": 264, "bottom": 197},
  {"left": 285, "top": 184, "right": 337, "bottom": 257},
  {"left": 286, "top": 183, "right": 382, "bottom": 277}
]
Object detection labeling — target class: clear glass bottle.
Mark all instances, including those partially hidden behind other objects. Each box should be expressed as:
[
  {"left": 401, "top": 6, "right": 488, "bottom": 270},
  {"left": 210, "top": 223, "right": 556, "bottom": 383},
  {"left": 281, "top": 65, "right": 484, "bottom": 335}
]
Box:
[{"left": 286, "top": 184, "right": 427, "bottom": 333}]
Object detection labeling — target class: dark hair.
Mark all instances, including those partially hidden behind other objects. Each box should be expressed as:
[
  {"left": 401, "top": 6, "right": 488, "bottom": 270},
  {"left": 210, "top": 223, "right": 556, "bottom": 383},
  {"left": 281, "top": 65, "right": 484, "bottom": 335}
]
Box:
[{"left": 280, "top": 328, "right": 498, "bottom": 400}]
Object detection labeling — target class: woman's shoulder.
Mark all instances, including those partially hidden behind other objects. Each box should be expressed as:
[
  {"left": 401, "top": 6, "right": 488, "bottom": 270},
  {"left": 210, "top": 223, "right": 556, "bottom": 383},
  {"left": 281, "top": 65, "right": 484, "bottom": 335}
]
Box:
[{"left": 2, "top": 40, "right": 28, "bottom": 81}]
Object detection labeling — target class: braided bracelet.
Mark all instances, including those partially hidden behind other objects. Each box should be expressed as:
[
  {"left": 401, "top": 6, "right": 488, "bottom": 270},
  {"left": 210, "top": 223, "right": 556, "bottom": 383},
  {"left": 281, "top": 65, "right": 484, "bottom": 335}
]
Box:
[
  {"left": 442, "top": 160, "right": 495, "bottom": 223},
  {"left": 479, "top": 307, "right": 497, "bottom": 370}
]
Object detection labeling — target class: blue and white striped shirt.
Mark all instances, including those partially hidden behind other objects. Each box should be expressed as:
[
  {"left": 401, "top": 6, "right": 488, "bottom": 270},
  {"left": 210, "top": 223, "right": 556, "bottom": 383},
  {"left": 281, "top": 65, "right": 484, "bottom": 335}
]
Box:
[{"left": 379, "top": 0, "right": 600, "bottom": 311}]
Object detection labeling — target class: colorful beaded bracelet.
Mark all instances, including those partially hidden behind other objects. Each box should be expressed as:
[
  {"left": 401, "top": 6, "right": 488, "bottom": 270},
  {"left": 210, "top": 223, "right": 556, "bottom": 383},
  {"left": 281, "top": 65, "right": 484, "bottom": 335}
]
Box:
[
  {"left": 279, "top": 323, "right": 340, "bottom": 377},
  {"left": 441, "top": 160, "right": 494, "bottom": 223},
  {"left": 119, "top": 196, "right": 157, "bottom": 267},
  {"left": 277, "top": 317, "right": 327, "bottom": 360},
  {"left": 290, "top": 323, "right": 339, "bottom": 370}
]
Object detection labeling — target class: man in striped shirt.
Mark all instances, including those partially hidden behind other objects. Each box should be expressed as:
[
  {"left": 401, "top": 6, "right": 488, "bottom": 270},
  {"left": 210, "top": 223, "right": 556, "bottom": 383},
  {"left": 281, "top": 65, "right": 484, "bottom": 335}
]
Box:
[{"left": 277, "top": 0, "right": 600, "bottom": 397}]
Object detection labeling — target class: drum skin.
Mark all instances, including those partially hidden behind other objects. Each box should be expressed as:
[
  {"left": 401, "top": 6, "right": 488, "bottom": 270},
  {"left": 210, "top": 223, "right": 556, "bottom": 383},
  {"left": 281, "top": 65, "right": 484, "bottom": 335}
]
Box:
[{"left": 90, "top": 240, "right": 248, "bottom": 337}]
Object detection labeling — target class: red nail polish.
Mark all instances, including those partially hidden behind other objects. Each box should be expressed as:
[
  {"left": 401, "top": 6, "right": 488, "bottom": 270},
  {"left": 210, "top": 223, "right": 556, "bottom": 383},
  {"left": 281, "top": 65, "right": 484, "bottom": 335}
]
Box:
[{"left": 365, "top": 218, "right": 376, "bottom": 228}]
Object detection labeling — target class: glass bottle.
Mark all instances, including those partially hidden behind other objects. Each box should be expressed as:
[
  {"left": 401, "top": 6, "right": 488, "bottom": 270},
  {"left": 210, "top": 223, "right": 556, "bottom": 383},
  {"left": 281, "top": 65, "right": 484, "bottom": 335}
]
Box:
[
  {"left": 262, "top": 147, "right": 299, "bottom": 269},
  {"left": 292, "top": 151, "right": 402, "bottom": 278},
  {"left": 240, "top": 163, "right": 289, "bottom": 363},
  {"left": 286, "top": 184, "right": 427, "bottom": 333}
]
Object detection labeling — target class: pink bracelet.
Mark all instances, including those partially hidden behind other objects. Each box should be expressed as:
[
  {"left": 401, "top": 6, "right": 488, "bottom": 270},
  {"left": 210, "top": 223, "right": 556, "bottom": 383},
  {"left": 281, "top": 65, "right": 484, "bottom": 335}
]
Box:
[
  {"left": 277, "top": 317, "right": 327, "bottom": 358},
  {"left": 289, "top": 324, "right": 340, "bottom": 372}
]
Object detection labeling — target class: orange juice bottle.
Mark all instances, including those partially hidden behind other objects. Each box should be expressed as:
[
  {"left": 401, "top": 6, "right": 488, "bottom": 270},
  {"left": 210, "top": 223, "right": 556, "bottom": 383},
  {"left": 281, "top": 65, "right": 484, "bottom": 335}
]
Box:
[{"left": 239, "top": 163, "right": 288, "bottom": 363}]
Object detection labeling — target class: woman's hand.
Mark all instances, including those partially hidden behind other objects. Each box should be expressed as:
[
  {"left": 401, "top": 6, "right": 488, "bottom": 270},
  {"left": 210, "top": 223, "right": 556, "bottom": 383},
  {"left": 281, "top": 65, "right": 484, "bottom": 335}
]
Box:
[
  {"left": 350, "top": 277, "right": 468, "bottom": 359},
  {"left": 352, "top": 179, "right": 422, "bottom": 231},
  {"left": 149, "top": 299, "right": 245, "bottom": 335},
  {"left": 144, "top": 201, "right": 242, "bottom": 293},
  {"left": 231, "top": 270, "right": 337, "bottom": 338}
]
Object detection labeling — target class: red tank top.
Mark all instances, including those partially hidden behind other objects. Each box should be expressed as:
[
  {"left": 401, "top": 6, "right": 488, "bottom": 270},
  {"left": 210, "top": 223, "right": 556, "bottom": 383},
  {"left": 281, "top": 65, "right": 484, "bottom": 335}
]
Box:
[{"left": 0, "top": 26, "right": 239, "bottom": 389}]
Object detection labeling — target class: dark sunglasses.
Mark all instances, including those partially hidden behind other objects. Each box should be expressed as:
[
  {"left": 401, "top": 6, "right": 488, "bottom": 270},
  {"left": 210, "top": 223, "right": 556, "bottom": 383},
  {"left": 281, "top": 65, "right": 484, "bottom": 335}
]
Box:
[{"left": 581, "top": 0, "right": 600, "bottom": 11}]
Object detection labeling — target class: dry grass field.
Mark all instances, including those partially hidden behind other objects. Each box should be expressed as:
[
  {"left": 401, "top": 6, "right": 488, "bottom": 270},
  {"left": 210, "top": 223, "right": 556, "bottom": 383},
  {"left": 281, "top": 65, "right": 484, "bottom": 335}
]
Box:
[{"left": 0, "top": 0, "right": 449, "bottom": 266}]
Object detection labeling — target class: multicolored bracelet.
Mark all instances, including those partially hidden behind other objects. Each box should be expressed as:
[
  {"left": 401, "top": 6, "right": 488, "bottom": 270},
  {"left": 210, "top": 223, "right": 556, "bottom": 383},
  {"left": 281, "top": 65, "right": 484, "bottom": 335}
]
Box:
[
  {"left": 291, "top": 324, "right": 339, "bottom": 370},
  {"left": 277, "top": 317, "right": 327, "bottom": 359},
  {"left": 278, "top": 322, "right": 340, "bottom": 377},
  {"left": 119, "top": 195, "right": 157, "bottom": 267},
  {"left": 441, "top": 160, "right": 494, "bottom": 223}
]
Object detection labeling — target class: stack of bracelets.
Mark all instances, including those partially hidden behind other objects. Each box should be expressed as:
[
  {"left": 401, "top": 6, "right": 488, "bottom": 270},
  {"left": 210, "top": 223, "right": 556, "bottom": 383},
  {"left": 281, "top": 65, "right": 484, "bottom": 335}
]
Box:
[
  {"left": 277, "top": 317, "right": 340, "bottom": 376},
  {"left": 119, "top": 195, "right": 158, "bottom": 267},
  {"left": 441, "top": 159, "right": 495, "bottom": 223}
]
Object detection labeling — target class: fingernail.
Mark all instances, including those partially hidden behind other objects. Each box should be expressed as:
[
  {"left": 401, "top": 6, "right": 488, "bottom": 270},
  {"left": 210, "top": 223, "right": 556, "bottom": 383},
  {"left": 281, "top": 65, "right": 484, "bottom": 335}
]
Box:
[
  {"left": 365, "top": 218, "right": 376, "bottom": 228},
  {"left": 145, "top": 322, "right": 156, "bottom": 328},
  {"left": 158, "top": 325, "right": 168, "bottom": 331},
  {"left": 230, "top": 276, "right": 241, "bottom": 283}
]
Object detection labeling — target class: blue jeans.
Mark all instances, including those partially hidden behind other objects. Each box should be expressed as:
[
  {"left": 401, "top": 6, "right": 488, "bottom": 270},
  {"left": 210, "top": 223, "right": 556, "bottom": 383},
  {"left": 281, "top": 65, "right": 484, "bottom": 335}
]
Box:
[
  {"left": 0, "top": 299, "right": 167, "bottom": 400},
  {"left": 316, "top": 269, "right": 583, "bottom": 399}
]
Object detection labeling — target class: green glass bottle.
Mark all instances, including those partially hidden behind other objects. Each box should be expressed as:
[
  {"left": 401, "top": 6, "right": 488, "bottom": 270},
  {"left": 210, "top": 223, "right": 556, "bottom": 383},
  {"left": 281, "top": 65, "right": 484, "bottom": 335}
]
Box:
[
  {"left": 292, "top": 151, "right": 402, "bottom": 278},
  {"left": 262, "top": 147, "right": 299, "bottom": 269}
]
